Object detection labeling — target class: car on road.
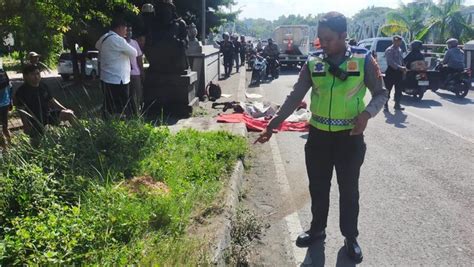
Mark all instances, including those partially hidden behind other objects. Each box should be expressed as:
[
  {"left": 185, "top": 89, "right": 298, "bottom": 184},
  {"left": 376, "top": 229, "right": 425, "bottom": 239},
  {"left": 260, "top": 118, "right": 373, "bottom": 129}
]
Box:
[
  {"left": 357, "top": 37, "right": 407, "bottom": 73},
  {"left": 58, "top": 51, "right": 99, "bottom": 81}
]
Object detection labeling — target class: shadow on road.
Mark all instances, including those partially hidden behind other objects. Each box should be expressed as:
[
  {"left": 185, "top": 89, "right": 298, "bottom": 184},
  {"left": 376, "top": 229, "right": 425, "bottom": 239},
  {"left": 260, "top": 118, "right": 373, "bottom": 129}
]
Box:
[
  {"left": 280, "top": 68, "right": 301, "bottom": 76},
  {"left": 384, "top": 109, "right": 408, "bottom": 128},
  {"left": 335, "top": 246, "right": 357, "bottom": 267},
  {"left": 400, "top": 96, "right": 442, "bottom": 109},
  {"left": 434, "top": 91, "right": 474, "bottom": 105},
  {"left": 301, "top": 239, "right": 325, "bottom": 267}
]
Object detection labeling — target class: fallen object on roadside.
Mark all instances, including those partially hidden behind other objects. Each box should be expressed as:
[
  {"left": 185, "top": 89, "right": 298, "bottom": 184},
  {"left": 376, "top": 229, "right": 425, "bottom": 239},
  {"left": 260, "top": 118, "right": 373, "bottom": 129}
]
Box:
[{"left": 216, "top": 113, "right": 309, "bottom": 132}]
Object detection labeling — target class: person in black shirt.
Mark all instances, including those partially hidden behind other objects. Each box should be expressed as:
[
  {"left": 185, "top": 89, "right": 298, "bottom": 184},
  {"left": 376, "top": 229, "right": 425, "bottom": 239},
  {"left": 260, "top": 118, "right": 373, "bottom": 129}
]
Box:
[
  {"left": 239, "top": 35, "right": 247, "bottom": 67},
  {"left": 232, "top": 35, "right": 242, "bottom": 73},
  {"left": 14, "top": 64, "right": 77, "bottom": 137},
  {"left": 404, "top": 40, "right": 425, "bottom": 70},
  {"left": 218, "top": 32, "right": 234, "bottom": 78}
]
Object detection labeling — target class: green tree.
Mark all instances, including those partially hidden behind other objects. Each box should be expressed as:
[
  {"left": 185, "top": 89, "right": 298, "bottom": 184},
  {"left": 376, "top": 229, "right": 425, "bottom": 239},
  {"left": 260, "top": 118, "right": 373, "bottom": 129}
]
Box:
[
  {"left": 416, "top": 0, "right": 474, "bottom": 43},
  {"left": 380, "top": 0, "right": 432, "bottom": 42},
  {"left": 0, "top": 0, "right": 73, "bottom": 66}
]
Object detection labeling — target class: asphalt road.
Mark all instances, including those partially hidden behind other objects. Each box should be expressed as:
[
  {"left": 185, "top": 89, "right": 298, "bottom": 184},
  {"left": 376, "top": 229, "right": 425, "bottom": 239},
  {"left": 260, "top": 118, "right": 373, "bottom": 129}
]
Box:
[{"left": 243, "top": 68, "right": 474, "bottom": 266}]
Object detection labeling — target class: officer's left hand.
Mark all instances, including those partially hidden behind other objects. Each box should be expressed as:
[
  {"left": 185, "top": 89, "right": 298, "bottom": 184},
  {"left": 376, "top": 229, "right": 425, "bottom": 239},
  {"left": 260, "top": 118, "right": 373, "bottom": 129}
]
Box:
[{"left": 350, "top": 111, "right": 371, "bottom": 136}]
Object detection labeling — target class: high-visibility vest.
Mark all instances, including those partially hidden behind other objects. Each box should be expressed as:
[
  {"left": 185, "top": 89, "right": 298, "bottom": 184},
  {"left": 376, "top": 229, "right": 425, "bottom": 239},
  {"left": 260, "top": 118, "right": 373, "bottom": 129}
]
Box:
[{"left": 307, "top": 47, "right": 368, "bottom": 132}]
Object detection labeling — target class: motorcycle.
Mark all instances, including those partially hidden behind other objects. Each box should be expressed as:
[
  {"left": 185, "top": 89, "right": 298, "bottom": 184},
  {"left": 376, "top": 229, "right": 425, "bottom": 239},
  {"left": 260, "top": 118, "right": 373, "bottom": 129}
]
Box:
[
  {"left": 265, "top": 56, "right": 280, "bottom": 80},
  {"left": 250, "top": 55, "right": 267, "bottom": 86},
  {"left": 428, "top": 62, "right": 472, "bottom": 98},
  {"left": 402, "top": 69, "right": 429, "bottom": 101},
  {"left": 247, "top": 50, "right": 257, "bottom": 71}
]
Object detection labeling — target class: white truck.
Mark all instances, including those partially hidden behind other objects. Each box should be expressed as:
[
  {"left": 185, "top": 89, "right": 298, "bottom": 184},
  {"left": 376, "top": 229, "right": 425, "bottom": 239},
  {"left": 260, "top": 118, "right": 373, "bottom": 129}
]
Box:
[{"left": 273, "top": 25, "right": 310, "bottom": 67}]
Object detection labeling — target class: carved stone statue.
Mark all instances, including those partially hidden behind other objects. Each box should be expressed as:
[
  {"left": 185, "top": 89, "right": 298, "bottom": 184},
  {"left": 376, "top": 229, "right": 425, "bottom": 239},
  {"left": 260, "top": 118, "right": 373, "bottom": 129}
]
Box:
[
  {"left": 188, "top": 23, "right": 198, "bottom": 42},
  {"left": 142, "top": 0, "right": 189, "bottom": 74},
  {"left": 140, "top": 1, "right": 198, "bottom": 117}
]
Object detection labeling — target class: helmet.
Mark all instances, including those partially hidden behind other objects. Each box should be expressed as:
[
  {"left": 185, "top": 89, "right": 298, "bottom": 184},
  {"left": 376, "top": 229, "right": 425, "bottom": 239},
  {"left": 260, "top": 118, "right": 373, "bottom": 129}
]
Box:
[
  {"left": 222, "top": 32, "right": 229, "bottom": 38},
  {"left": 410, "top": 40, "right": 423, "bottom": 51},
  {"left": 141, "top": 3, "right": 155, "bottom": 13},
  {"left": 446, "top": 38, "right": 459, "bottom": 49}
]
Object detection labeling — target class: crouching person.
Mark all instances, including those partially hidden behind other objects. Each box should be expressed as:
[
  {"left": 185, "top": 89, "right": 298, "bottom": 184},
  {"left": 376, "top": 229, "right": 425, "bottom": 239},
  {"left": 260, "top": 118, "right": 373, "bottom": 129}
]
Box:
[{"left": 14, "top": 64, "right": 78, "bottom": 139}]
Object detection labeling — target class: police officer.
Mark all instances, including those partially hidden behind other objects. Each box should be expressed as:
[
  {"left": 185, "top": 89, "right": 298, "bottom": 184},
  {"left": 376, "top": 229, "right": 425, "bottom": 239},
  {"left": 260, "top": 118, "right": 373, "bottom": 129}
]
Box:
[
  {"left": 232, "top": 35, "right": 242, "bottom": 73},
  {"left": 240, "top": 36, "right": 247, "bottom": 67},
  {"left": 384, "top": 35, "right": 406, "bottom": 111},
  {"left": 255, "top": 12, "right": 388, "bottom": 263},
  {"left": 219, "top": 32, "right": 234, "bottom": 78}
]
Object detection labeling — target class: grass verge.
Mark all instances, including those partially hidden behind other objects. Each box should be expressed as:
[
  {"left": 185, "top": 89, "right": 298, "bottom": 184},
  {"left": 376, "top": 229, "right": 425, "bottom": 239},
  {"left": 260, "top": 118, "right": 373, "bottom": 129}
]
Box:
[{"left": 0, "top": 118, "right": 247, "bottom": 265}]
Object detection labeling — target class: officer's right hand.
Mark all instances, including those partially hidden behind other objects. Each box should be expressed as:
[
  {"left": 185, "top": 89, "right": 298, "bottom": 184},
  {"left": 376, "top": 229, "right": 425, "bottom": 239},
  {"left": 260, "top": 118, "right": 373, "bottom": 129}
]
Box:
[{"left": 254, "top": 129, "right": 274, "bottom": 144}]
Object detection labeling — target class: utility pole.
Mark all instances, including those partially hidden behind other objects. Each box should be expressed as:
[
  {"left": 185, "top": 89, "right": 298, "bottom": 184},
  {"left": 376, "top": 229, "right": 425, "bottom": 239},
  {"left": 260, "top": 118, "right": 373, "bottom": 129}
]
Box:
[{"left": 202, "top": 0, "right": 206, "bottom": 45}]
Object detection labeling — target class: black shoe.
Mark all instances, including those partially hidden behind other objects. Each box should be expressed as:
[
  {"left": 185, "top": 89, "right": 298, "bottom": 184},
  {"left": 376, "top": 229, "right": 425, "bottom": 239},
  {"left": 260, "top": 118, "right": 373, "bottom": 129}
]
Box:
[
  {"left": 344, "top": 237, "right": 363, "bottom": 263},
  {"left": 394, "top": 104, "right": 405, "bottom": 111},
  {"left": 296, "top": 230, "right": 326, "bottom": 248}
]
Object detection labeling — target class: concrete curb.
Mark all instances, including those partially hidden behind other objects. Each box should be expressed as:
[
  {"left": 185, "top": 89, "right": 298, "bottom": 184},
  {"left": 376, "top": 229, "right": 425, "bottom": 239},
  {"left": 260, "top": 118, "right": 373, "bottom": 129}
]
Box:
[
  {"left": 210, "top": 67, "right": 249, "bottom": 266},
  {"left": 211, "top": 160, "right": 245, "bottom": 265}
]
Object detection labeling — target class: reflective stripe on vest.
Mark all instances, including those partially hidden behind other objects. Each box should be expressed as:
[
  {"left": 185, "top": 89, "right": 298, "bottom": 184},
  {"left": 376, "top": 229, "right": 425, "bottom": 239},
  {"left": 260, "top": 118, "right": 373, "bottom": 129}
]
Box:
[{"left": 307, "top": 51, "right": 367, "bottom": 132}]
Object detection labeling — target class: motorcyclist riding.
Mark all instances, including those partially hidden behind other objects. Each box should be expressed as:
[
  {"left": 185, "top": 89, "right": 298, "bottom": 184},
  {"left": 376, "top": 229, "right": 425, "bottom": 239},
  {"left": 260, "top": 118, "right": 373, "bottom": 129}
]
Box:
[
  {"left": 262, "top": 38, "right": 280, "bottom": 58},
  {"left": 441, "top": 38, "right": 465, "bottom": 80},
  {"left": 262, "top": 38, "right": 280, "bottom": 79}
]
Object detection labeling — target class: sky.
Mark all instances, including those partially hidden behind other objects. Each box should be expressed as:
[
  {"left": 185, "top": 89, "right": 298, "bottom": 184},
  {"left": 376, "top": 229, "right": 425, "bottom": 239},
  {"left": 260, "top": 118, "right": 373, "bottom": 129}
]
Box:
[{"left": 233, "top": 0, "right": 474, "bottom": 20}]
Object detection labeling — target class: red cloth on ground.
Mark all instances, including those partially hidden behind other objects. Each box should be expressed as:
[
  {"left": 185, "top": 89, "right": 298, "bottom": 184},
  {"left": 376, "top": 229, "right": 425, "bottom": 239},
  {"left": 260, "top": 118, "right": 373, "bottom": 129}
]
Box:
[{"left": 216, "top": 113, "right": 309, "bottom": 132}]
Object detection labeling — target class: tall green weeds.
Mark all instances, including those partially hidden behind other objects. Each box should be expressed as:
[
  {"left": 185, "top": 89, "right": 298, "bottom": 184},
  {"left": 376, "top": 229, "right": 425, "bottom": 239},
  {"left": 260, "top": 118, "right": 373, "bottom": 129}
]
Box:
[{"left": 0, "top": 118, "right": 247, "bottom": 265}]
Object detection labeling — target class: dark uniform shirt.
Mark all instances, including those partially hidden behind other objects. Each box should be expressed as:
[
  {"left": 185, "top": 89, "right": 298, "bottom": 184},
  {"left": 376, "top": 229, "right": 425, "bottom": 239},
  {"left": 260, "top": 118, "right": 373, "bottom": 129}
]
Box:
[
  {"left": 220, "top": 40, "right": 234, "bottom": 56},
  {"left": 233, "top": 40, "right": 241, "bottom": 54},
  {"left": 14, "top": 82, "right": 53, "bottom": 124}
]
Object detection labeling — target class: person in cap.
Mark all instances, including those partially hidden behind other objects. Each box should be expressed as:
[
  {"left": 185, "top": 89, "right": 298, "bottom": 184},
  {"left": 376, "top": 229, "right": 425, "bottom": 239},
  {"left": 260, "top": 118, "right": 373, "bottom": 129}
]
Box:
[
  {"left": 95, "top": 16, "right": 137, "bottom": 117},
  {"left": 255, "top": 11, "right": 388, "bottom": 263},
  {"left": 27, "top": 52, "right": 51, "bottom": 73},
  {"left": 384, "top": 35, "right": 406, "bottom": 111}
]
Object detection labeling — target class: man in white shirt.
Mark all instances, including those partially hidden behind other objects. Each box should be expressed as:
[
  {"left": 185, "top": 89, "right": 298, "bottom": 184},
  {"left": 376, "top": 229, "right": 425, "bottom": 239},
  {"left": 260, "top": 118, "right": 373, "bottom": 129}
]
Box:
[
  {"left": 95, "top": 17, "right": 137, "bottom": 117},
  {"left": 126, "top": 27, "right": 144, "bottom": 115}
]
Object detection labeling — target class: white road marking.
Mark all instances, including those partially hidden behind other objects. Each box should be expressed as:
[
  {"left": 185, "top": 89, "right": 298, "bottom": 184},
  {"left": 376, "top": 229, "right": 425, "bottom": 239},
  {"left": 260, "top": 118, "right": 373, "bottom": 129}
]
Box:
[
  {"left": 269, "top": 137, "right": 307, "bottom": 265},
  {"left": 404, "top": 109, "right": 474, "bottom": 144}
]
